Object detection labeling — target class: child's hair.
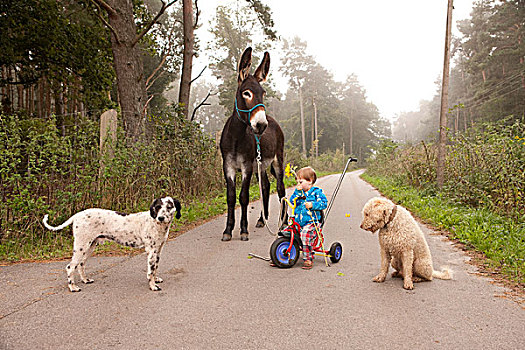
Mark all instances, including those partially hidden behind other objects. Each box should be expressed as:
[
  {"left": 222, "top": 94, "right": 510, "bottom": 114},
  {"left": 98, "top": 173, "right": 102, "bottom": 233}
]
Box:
[{"left": 296, "top": 166, "right": 317, "bottom": 184}]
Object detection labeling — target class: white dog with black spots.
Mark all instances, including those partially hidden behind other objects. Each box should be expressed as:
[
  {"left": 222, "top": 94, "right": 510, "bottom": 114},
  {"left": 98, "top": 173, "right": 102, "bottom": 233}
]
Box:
[{"left": 43, "top": 197, "right": 181, "bottom": 292}]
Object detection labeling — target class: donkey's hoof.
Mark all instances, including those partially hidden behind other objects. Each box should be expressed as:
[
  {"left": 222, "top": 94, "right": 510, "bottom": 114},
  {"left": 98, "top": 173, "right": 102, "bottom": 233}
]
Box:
[
  {"left": 240, "top": 233, "right": 249, "bottom": 241},
  {"left": 221, "top": 233, "right": 232, "bottom": 242},
  {"left": 255, "top": 220, "right": 265, "bottom": 228}
]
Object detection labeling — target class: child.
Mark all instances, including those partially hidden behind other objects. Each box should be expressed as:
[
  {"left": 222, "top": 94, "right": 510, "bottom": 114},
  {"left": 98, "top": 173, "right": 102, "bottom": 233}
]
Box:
[{"left": 289, "top": 166, "right": 328, "bottom": 269}]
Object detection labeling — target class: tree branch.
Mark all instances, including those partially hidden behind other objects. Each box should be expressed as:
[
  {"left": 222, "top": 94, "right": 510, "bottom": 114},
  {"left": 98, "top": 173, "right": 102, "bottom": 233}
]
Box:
[
  {"left": 193, "top": 0, "right": 200, "bottom": 29},
  {"left": 191, "top": 91, "right": 215, "bottom": 121},
  {"left": 91, "top": 0, "right": 117, "bottom": 16},
  {"left": 143, "top": 94, "right": 156, "bottom": 116},
  {"left": 91, "top": 0, "right": 120, "bottom": 43},
  {"left": 132, "top": 0, "right": 179, "bottom": 47},
  {"left": 145, "top": 26, "right": 175, "bottom": 91},
  {"left": 146, "top": 70, "right": 166, "bottom": 92},
  {"left": 190, "top": 66, "right": 206, "bottom": 85}
]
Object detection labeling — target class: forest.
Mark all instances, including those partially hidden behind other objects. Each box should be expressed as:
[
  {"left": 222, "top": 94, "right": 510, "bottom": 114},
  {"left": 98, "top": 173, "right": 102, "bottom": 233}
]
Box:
[{"left": 0, "top": 0, "right": 523, "bottom": 268}]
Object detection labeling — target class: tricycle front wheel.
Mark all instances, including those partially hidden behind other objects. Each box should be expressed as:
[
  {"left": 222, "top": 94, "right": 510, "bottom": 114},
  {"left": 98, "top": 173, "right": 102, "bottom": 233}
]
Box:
[{"left": 270, "top": 237, "right": 300, "bottom": 268}]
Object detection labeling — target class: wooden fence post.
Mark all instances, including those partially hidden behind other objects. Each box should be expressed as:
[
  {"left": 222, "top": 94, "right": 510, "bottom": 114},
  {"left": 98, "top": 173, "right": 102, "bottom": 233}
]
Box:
[{"left": 99, "top": 109, "right": 118, "bottom": 175}]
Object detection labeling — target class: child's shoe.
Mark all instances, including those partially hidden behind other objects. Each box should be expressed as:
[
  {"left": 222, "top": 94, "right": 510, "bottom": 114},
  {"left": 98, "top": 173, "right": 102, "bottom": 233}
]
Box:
[{"left": 302, "top": 260, "right": 313, "bottom": 270}]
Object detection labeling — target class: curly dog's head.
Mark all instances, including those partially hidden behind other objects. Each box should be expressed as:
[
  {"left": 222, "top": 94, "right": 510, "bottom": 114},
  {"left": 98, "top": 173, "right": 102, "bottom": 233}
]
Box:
[{"left": 360, "top": 197, "right": 395, "bottom": 233}]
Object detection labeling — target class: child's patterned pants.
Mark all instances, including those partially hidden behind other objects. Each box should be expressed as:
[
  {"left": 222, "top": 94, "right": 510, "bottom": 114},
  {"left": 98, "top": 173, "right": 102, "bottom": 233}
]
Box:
[{"left": 300, "top": 223, "right": 319, "bottom": 261}]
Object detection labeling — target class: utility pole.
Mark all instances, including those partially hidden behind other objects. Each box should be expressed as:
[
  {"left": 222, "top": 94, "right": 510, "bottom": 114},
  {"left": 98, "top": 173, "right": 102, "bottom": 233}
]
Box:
[{"left": 437, "top": 0, "right": 453, "bottom": 188}]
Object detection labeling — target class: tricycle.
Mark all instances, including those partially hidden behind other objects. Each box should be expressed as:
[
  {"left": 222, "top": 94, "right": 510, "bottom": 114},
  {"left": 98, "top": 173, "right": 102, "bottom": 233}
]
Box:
[{"left": 269, "top": 157, "right": 358, "bottom": 268}]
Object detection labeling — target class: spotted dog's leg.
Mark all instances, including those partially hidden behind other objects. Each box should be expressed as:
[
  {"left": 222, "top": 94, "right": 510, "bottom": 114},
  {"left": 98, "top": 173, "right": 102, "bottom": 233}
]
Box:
[
  {"left": 67, "top": 240, "right": 91, "bottom": 292},
  {"left": 153, "top": 241, "right": 166, "bottom": 283},
  {"left": 146, "top": 245, "right": 161, "bottom": 291},
  {"left": 78, "top": 239, "right": 99, "bottom": 284}
]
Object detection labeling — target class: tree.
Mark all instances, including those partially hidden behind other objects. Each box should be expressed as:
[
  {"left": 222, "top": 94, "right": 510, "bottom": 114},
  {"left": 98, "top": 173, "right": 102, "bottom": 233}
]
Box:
[
  {"left": 208, "top": 0, "right": 276, "bottom": 115},
  {"left": 178, "top": 0, "right": 199, "bottom": 119},
  {"left": 0, "top": 0, "right": 114, "bottom": 120},
  {"left": 90, "top": 0, "right": 178, "bottom": 141},
  {"left": 280, "top": 37, "right": 317, "bottom": 156}
]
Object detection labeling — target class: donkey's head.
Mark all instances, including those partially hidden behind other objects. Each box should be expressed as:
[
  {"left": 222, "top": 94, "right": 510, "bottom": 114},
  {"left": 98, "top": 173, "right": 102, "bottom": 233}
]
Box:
[{"left": 236, "top": 47, "right": 270, "bottom": 135}]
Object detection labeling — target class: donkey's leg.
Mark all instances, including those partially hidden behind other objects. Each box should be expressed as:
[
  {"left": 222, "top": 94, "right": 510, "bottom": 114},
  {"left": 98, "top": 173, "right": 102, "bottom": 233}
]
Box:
[
  {"left": 239, "top": 166, "right": 253, "bottom": 241},
  {"left": 272, "top": 155, "right": 287, "bottom": 225},
  {"left": 222, "top": 165, "right": 237, "bottom": 241},
  {"left": 256, "top": 169, "right": 270, "bottom": 228}
]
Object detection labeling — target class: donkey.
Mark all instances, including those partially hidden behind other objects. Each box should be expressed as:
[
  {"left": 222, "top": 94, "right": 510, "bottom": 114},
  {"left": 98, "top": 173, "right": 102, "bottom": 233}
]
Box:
[{"left": 219, "top": 47, "right": 286, "bottom": 241}]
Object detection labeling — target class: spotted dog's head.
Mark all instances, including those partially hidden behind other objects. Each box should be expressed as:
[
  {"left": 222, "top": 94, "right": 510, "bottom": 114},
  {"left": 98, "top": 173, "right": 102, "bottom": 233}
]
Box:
[{"left": 150, "top": 197, "right": 182, "bottom": 224}]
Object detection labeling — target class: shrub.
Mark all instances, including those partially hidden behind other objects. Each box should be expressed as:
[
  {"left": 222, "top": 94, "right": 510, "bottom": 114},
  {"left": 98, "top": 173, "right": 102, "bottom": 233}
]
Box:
[
  {"left": 0, "top": 110, "right": 222, "bottom": 261},
  {"left": 366, "top": 121, "right": 524, "bottom": 221}
]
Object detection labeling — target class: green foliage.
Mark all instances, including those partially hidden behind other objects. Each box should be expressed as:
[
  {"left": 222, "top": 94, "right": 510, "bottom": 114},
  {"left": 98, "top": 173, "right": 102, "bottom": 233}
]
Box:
[
  {"left": 368, "top": 121, "right": 524, "bottom": 220},
  {"left": 0, "top": 110, "right": 222, "bottom": 261},
  {"left": 0, "top": 0, "right": 115, "bottom": 111},
  {"left": 446, "top": 120, "right": 525, "bottom": 217},
  {"left": 361, "top": 173, "right": 525, "bottom": 284}
]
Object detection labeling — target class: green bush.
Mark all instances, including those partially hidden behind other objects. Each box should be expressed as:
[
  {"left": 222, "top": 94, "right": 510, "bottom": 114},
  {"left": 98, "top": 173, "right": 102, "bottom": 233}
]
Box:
[
  {"left": 0, "top": 110, "right": 222, "bottom": 261},
  {"left": 367, "top": 121, "right": 524, "bottom": 221}
]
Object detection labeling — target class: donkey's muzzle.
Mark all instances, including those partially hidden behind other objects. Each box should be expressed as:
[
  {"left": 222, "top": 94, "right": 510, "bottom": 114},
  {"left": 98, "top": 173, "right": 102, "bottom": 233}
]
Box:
[{"left": 253, "top": 121, "right": 268, "bottom": 135}]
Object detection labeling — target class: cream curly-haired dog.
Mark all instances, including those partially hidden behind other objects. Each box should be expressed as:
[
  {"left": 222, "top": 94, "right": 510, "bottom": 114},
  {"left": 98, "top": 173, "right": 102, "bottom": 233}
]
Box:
[{"left": 360, "top": 197, "right": 452, "bottom": 290}]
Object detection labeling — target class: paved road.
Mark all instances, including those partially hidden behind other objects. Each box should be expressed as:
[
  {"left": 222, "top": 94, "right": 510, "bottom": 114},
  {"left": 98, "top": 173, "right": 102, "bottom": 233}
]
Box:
[{"left": 1, "top": 170, "right": 523, "bottom": 349}]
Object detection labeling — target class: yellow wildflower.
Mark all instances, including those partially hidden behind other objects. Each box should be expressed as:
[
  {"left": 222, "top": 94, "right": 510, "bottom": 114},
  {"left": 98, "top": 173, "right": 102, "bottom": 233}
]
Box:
[
  {"left": 285, "top": 163, "right": 291, "bottom": 177},
  {"left": 284, "top": 163, "right": 297, "bottom": 179}
]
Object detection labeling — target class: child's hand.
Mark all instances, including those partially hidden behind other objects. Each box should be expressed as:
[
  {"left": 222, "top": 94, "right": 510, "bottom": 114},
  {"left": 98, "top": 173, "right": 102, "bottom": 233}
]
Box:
[{"left": 305, "top": 202, "right": 313, "bottom": 209}]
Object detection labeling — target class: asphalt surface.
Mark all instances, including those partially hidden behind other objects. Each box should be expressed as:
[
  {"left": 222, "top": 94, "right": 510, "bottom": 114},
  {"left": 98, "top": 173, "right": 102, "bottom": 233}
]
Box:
[{"left": 1, "top": 169, "right": 523, "bottom": 349}]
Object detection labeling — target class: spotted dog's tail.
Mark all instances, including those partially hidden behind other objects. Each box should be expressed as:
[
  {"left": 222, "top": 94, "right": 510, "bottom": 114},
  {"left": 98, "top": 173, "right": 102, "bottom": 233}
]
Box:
[{"left": 43, "top": 214, "right": 75, "bottom": 231}]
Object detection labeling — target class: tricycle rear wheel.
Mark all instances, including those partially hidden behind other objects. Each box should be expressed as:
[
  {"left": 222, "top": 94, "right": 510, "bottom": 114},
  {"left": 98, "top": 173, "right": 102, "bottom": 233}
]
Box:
[{"left": 329, "top": 242, "right": 343, "bottom": 263}]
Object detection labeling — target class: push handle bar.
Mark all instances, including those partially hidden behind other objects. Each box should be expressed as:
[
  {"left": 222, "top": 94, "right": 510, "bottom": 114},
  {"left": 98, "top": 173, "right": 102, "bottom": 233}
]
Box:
[{"left": 322, "top": 157, "right": 358, "bottom": 227}]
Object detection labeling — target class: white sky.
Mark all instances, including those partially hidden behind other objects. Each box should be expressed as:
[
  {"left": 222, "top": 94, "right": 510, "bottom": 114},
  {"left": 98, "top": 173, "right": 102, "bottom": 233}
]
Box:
[{"left": 195, "top": 0, "right": 474, "bottom": 121}]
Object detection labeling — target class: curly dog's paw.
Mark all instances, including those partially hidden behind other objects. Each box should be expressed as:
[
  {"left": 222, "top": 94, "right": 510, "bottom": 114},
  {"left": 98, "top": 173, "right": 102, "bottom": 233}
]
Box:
[
  {"left": 403, "top": 281, "right": 414, "bottom": 290},
  {"left": 373, "top": 274, "right": 386, "bottom": 283}
]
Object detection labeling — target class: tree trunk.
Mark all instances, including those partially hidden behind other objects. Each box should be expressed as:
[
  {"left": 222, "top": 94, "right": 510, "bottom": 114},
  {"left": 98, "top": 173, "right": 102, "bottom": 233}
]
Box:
[
  {"left": 299, "top": 84, "right": 306, "bottom": 157},
  {"left": 179, "top": 0, "right": 194, "bottom": 119},
  {"left": 106, "top": 0, "right": 148, "bottom": 141},
  {"left": 349, "top": 98, "right": 354, "bottom": 155},
  {"left": 311, "top": 97, "right": 314, "bottom": 153},
  {"left": 313, "top": 97, "right": 318, "bottom": 157},
  {"left": 437, "top": 0, "right": 453, "bottom": 188}
]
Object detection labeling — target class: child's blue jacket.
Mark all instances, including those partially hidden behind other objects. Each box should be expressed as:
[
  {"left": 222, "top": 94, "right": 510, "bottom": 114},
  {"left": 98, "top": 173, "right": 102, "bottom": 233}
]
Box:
[{"left": 289, "top": 186, "right": 328, "bottom": 227}]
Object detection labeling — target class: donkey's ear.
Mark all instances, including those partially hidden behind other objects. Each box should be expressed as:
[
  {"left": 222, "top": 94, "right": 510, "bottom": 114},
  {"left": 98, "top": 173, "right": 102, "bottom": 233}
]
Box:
[
  {"left": 238, "top": 47, "right": 252, "bottom": 84},
  {"left": 254, "top": 52, "right": 270, "bottom": 83}
]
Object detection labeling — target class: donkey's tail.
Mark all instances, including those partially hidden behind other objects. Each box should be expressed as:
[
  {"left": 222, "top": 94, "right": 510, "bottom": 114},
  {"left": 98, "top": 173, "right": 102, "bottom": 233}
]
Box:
[
  {"left": 43, "top": 214, "right": 75, "bottom": 231},
  {"left": 432, "top": 266, "right": 453, "bottom": 280}
]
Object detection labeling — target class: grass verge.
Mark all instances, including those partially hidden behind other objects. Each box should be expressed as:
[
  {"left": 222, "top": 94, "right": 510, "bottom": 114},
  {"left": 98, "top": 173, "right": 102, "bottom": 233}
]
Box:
[{"left": 361, "top": 172, "right": 525, "bottom": 286}]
